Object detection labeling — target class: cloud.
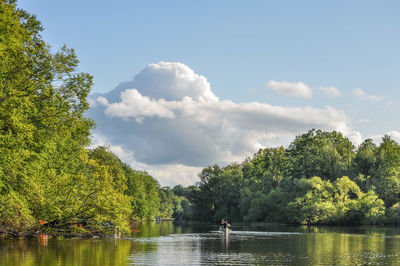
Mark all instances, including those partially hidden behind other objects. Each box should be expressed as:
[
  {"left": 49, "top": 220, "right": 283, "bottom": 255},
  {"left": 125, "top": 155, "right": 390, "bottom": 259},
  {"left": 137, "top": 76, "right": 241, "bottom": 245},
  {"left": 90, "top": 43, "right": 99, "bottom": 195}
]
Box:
[
  {"left": 319, "top": 86, "right": 341, "bottom": 97},
  {"left": 265, "top": 80, "right": 312, "bottom": 99},
  {"left": 387, "top": 131, "right": 400, "bottom": 143},
  {"left": 352, "top": 88, "right": 365, "bottom": 97},
  {"left": 356, "top": 118, "right": 371, "bottom": 124},
  {"left": 88, "top": 62, "right": 356, "bottom": 186},
  {"left": 90, "top": 133, "right": 201, "bottom": 187},
  {"left": 346, "top": 131, "right": 363, "bottom": 147},
  {"left": 124, "top": 61, "right": 218, "bottom": 102},
  {"left": 370, "top": 131, "right": 400, "bottom": 145},
  {"left": 265, "top": 81, "right": 341, "bottom": 98},
  {"left": 353, "top": 88, "right": 384, "bottom": 102},
  {"left": 104, "top": 90, "right": 175, "bottom": 123}
]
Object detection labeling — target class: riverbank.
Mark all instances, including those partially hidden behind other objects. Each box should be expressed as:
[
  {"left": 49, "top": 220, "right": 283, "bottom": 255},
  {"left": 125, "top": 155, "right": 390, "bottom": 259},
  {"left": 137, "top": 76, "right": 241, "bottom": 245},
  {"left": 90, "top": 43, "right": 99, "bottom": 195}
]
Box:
[
  {"left": 0, "top": 219, "right": 154, "bottom": 239},
  {"left": 0, "top": 225, "right": 107, "bottom": 240}
]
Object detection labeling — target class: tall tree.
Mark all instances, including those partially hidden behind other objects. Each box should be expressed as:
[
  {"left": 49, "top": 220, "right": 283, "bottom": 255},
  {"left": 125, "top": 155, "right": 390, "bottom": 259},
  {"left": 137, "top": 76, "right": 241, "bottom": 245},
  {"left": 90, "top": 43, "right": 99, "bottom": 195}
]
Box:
[
  {"left": 287, "top": 129, "right": 355, "bottom": 180},
  {"left": 124, "top": 167, "right": 161, "bottom": 220},
  {"left": 0, "top": 1, "right": 131, "bottom": 233},
  {"left": 369, "top": 136, "right": 400, "bottom": 207},
  {"left": 247, "top": 146, "right": 289, "bottom": 191}
]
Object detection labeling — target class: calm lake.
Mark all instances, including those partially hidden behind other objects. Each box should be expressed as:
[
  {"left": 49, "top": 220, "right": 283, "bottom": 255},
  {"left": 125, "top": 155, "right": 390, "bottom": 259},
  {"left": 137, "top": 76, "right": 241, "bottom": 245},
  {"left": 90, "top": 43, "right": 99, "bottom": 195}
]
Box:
[{"left": 2, "top": 222, "right": 400, "bottom": 265}]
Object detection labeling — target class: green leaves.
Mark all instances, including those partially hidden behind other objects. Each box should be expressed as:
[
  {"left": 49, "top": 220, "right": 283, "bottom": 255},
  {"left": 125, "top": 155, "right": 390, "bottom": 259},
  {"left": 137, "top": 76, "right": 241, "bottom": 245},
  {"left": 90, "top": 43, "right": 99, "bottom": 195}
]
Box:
[
  {"left": 0, "top": 189, "right": 34, "bottom": 230},
  {"left": 180, "top": 129, "right": 400, "bottom": 225},
  {"left": 124, "top": 167, "right": 161, "bottom": 220},
  {"left": 286, "top": 177, "right": 384, "bottom": 225},
  {"left": 247, "top": 146, "right": 289, "bottom": 191},
  {"left": 0, "top": 2, "right": 142, "bottom": 235},
  {"left": 287, "top": 129, "right": 355, "bottom": 180}
]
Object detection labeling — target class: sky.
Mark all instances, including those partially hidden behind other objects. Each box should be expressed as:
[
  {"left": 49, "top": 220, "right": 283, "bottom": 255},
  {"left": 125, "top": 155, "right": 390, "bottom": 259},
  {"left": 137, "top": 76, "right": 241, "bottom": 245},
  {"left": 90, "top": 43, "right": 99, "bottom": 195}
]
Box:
[{"left": 18, "top": 0, "right": 400, "bottom": 186}]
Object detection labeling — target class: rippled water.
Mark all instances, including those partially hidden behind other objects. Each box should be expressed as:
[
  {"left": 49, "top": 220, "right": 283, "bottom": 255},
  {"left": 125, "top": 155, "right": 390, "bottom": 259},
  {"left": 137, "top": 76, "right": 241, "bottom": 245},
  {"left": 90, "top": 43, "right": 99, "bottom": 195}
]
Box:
[
  {"left": 129, "top": 231, "right": 304, "bottom": 265},
  {"left": 2, "top": 222, "right": 400, "bottom": 265}
]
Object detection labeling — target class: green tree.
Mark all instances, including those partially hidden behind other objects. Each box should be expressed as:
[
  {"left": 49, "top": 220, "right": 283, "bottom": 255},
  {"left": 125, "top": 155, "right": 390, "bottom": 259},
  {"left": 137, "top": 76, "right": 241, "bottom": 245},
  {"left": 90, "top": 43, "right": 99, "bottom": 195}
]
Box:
[
  {"left": 187, "top": 165, "right": 222, "bottom": 221},
  {"left": 89, "top": 146, "right": 128, "bottom": 192},
  {"left": 246, "top": 189, "right": 287, "bottom": 222},
  {"left": 124, "top": 168, "right": 160, "bottom": 220},
  {"left": 286, "top": 176, "right": 384, "bottom": 225},
  {"left": 211, "top": 164, "right": 243, "bottom": 222},
  {"left": 387, "top": 203, "right": 400, "bottom": 225},
  {"left": 287, "top": 130, "right": 355, "bottom": 181},
  {"left": 247, "top": 147, "right": 289, "bottom": 191},
  {"left": 369, "top": 136, "right": 400, "bottom": 207},
  {"left": 158, "top": 187, "right": 174, "bottom": 218},
  {"left": 353, "top": 139, "right": 377, "bottom": 178},
  {"left": 0, "top": 2, "right": 137, "bottom": 234},
  {"left": 0, "top": 1, "right": 95, "bottom": 230}
]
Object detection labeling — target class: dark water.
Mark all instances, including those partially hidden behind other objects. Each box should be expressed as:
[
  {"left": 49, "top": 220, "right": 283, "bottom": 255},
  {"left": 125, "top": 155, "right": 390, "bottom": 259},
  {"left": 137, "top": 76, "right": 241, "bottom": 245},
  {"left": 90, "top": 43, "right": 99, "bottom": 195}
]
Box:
[{"left": 2, "top": 222, "right": 400, "bottom": 265}]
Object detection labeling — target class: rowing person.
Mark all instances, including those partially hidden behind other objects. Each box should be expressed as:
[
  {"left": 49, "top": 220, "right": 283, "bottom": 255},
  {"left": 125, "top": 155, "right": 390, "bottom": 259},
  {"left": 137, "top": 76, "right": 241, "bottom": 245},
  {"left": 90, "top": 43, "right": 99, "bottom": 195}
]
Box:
[{"left": 220, "top": 219, "right": 231, "bottom": 232}]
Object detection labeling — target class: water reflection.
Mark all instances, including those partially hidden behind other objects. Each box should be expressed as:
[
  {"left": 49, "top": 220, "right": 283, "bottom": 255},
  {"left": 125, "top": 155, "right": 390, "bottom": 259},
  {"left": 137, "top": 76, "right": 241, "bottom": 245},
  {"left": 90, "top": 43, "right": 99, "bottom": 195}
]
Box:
[
  {"left": 0, "top": 238, "right": 132, "bottom": 266},
  {"left": 129, "top": 223, "right": 400, "bottom": 265},
  {"left": 220, "top": 230, "right": 229, "bottom": 251},
  {"left": 1, "top": 223, "right": 400, "bottom": 265}
]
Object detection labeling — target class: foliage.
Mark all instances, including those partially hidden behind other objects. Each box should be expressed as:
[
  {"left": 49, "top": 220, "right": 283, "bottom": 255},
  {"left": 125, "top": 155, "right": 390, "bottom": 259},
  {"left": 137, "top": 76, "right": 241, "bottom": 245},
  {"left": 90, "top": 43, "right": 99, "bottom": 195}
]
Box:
[
  {"left": 174, "top": 129, "right": 396, "bottom": 226},
  {"left": 287, "top": 130, "right": 355, "bottom": 181},
  {"left": 285, "top": 176, "right": 384, "bottom": 225},
  {"left": 158, "top": 187, "right": 174, "bottom": 218},
  {"left": 246, "top": 147, "right": 289, "bottom": 191},
  {"left": 351, "top": 139, "right": 376, "bottom": 185},
  {"left": 246, "top": 189, "right": 287, "bottom": 223},
  {"left": 0, "top": 189, "right": 34, "bottom": 230},
  {"left": 0, "top": 2, "right": 166, "bottom": 235},
  {"left": 387, "top": 203, "right": 400, "bottom": 225},
  {"left": 124, "top": 167, "right": 160, "bottom": 220}
]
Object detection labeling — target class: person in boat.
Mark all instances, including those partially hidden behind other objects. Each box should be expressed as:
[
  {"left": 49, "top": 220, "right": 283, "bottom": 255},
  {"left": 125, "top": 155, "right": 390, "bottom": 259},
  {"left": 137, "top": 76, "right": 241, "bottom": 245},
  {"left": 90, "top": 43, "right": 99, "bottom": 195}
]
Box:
[{"left": 220, "top": 219, "right": 230, "bottom": 230}]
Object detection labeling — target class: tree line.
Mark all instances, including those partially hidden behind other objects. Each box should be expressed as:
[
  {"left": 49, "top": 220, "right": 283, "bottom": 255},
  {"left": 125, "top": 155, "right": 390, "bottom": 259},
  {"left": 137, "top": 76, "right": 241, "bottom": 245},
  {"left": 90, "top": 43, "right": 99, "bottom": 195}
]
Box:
[
  {"left": 170, "top": 130, "right": 400, "bottom": 225},
  {"left": 0, "top": 1, "right": 183, "bottom": 235}
]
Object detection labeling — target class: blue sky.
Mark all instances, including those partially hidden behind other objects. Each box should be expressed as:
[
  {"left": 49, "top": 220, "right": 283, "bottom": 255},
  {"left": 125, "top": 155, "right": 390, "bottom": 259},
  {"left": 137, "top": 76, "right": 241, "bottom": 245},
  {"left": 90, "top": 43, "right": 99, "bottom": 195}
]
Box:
[{"left": 17, "top": 0, "right": 400, "bottom": 186}]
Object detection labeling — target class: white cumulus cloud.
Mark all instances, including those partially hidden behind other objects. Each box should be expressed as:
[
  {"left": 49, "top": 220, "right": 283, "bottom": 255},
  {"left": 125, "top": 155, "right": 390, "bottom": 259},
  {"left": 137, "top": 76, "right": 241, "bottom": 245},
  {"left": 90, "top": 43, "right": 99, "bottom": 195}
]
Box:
[
  {"left": 353, "top": 88, "right": 384, "bottom": 102},
  {"left": 319, "top": 86, "right": 341, "bottom": 97},
  {"left": 130, "top": 61, "right": 218, "bottom": 102},
  {"left": 370, "top": 131, "right": 400, "bottom": 145},
  {"left": 265, "top": 80, "right": 312, "bottom": 99},
  {"left": 346, "top": 131, "right": 363, "bottom": 147},
  {"left": 104, "top": 89, "right": 175, "bottom": 123},
  {"left": 88, "top": 62, "right": 357, "bottom": 186}
]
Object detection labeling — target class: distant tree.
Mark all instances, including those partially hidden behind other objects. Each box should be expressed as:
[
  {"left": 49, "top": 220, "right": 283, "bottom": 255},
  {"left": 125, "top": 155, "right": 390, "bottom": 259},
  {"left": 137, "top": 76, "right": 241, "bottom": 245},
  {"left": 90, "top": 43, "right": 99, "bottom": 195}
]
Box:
[
  {"left": 287, "top": 130, "right": 355, "bottom": 181},
  {"left": 188, "top": 165, "right": 223, "bottom": 221},
  {"left": 124, "top": 167, "right": 161, "bottom": 220},
  {"left": 247, "top": 146, "right": 289, "bottom": 191},
  {"left": 158, "top": 187, "right": 174, "bottom": 218},
  {"left": 352, "top": 139, "right": 377, "bottom": 179},
  {"left": 369, "top": 136, "right": 400, "bottom": 207},
  {"left": 246, "top": 189, "right": 287, "bottom": 222},
  {"left": 286, "top": 176, "right": 384, "bottom": 225}
]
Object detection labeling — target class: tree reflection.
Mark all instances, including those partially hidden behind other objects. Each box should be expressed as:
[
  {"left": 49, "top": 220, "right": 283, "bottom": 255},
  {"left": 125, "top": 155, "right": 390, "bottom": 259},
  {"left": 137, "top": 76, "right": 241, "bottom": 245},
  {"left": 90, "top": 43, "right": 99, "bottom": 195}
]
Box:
[
  {"left": 0, "top": 239, "right": 132, "bottom": 266},
  {"left": 2, "top": 224, "right": 400, "bottom": 265}
]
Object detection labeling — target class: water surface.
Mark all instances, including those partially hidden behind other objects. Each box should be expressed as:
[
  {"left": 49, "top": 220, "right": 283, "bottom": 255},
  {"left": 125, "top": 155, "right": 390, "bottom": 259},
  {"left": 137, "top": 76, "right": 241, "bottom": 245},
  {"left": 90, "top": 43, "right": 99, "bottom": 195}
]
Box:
[{"left": 2, "top": 222, "right": 400, "bottom": 265}]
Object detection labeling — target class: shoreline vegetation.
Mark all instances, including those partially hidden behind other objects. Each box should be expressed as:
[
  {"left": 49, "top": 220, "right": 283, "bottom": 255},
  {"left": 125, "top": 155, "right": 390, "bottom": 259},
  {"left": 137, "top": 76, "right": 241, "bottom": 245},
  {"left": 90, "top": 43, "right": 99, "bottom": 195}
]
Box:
[{"left": 2, "top": 1, "right": 400, "bottom": 240}]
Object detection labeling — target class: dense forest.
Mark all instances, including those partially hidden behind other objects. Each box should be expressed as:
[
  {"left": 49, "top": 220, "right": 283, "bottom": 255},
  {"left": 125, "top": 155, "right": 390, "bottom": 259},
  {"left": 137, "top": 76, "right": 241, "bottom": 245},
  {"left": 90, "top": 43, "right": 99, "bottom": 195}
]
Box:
[
  {"left": 2, "top": 1, "right": 400, "bottom": 237},
  {"left": 0, "top": 1, "right": 184, "bottom": 236},
  {"left": 175, "top": 130, "right": 400, "bottom": 225}
]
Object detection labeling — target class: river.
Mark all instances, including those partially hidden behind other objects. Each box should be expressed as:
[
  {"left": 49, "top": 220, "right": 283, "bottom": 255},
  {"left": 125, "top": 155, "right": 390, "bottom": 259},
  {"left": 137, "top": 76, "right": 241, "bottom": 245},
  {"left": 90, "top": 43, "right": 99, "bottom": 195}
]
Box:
[{"left": 1, "top": 222, "right": 400, "bottom": 265}]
